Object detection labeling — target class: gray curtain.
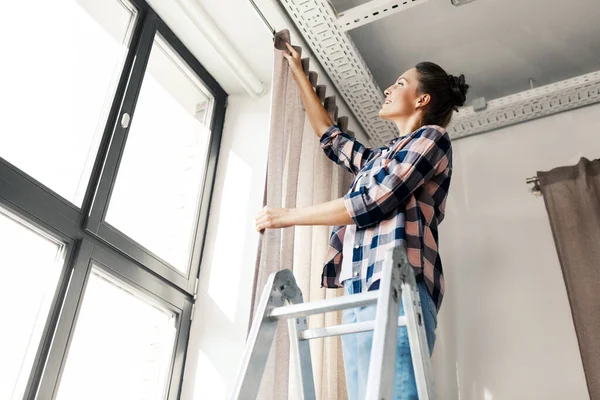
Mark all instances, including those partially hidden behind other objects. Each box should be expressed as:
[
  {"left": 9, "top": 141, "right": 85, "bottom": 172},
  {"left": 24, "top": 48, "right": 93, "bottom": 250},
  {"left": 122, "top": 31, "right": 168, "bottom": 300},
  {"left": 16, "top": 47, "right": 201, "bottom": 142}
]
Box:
[
  {"left": 250, "top": 30, "right": 354, "bottom": 399},
  {"left": 538, "top": 157, "right": 600, "bottom": 400}
]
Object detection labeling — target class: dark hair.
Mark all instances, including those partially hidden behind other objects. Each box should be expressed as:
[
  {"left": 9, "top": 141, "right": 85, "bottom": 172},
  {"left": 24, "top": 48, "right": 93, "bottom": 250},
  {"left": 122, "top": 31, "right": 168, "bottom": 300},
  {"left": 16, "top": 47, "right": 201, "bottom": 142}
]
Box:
[{"left": 415, "top": 61, "right": 469, "bottom": 128}]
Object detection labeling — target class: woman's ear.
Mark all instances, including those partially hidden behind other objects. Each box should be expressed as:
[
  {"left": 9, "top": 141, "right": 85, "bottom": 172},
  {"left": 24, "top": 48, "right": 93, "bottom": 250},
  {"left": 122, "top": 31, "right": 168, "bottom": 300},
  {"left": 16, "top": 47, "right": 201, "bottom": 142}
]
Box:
[{"left": 416, "top": 94, "right": 431, "bottom": 109}]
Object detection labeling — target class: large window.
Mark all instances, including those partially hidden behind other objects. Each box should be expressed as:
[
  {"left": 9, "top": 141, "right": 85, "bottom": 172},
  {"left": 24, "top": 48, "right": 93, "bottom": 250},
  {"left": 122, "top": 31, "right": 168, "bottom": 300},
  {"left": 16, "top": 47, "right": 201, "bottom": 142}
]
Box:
[
  {"left": 104, "top": 34, "right": 215, "bottom": 275},
  {"left": 0, "top": 0, "right": 137, "bottom": 206},
  {"left": 0, "top": 0, "right": 226, "bottom": 399}
]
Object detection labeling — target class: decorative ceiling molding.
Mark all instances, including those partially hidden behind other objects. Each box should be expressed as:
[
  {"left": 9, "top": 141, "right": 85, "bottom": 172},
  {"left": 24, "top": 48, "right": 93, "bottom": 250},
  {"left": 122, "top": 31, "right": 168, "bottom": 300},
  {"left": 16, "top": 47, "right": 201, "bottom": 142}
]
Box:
[
  {"left": 336, "top": 0, "right": 430, "bottom": 32},
  {"left": 280, "top": 0, "right": 600, "bottom": 144},
  {"left": 448, "top": 71, "right": 600, "bottom": 139}
]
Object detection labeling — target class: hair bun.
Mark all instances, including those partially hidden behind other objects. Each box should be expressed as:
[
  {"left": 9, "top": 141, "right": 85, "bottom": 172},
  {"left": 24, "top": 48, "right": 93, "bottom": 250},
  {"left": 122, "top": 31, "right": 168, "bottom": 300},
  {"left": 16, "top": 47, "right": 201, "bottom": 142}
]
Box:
[{"left": 448, "top": 74, "right": 469, "bottom": 108}]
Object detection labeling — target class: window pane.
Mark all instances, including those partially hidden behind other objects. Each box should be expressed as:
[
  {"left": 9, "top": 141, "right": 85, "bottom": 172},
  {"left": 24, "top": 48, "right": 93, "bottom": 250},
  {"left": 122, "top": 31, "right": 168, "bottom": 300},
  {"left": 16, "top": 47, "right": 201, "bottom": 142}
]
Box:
[
  {"left": 105, "top": 34, "right": 214, "bottom": 274},
  {"left": 0, "top": 209, "right": 65, "bottom": 400},
  {"left": 0, "top": 0, "right": 137, "bottom": 206},
  {"left": 56, "top": 267, "right": 177, "bottom": 400}
]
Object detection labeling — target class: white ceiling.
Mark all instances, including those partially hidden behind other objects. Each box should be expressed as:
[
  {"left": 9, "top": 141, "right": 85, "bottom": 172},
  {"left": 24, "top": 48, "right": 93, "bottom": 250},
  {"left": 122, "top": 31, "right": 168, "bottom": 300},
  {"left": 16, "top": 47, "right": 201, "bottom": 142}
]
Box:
[{"left": 328, "top": 0, "right": 600, "bottom": 103}]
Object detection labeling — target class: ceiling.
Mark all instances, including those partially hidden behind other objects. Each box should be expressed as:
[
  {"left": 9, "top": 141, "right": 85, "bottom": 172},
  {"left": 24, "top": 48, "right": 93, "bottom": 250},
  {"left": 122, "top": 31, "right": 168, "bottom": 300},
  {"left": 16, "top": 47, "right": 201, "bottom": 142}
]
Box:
[
  {"left": 328, "top": 0, "right": 600, "bottom": 103},
  {"left": 150, "top": 0, "right": 600, "bottom": 142}
]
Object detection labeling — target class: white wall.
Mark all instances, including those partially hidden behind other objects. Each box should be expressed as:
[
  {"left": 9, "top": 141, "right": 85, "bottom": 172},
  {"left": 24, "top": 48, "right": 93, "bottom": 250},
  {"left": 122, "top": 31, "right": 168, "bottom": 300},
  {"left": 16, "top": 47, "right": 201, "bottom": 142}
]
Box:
[
  {"left": 433, "top": 103, "right": 600, "bottom": 400},
  {"left": 181, "top": 92, "right": 271, "bottom": 399}
]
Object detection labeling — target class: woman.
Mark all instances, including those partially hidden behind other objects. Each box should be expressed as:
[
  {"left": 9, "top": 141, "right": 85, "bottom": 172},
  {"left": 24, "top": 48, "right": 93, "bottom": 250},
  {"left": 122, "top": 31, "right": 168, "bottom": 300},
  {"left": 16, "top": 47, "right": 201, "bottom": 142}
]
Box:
[{"left": 255, "top": 42, "right": 469, "bottom": 400}]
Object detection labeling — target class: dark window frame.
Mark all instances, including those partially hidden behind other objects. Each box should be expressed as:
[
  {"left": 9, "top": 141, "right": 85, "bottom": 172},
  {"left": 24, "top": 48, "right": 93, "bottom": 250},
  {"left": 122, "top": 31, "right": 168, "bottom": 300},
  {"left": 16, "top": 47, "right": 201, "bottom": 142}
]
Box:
[{"left": 85, "top": 11, "right": 226, "bottom": 293}]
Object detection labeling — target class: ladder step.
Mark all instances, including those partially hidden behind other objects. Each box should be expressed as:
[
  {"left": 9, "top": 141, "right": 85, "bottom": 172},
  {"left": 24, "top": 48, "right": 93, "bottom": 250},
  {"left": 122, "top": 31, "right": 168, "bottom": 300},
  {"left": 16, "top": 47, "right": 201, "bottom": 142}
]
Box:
[
  {"left": 269, "top": 291, "right": 378, "bottom": 319},
  {"left": 300, "top": 316, "right": 408, "bottom": 340}
]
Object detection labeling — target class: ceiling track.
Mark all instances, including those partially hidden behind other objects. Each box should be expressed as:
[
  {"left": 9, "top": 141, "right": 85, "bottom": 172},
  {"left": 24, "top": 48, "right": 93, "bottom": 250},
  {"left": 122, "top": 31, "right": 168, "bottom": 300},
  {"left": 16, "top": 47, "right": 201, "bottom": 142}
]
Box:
[
  {"left": 449, "top": 71, "right": 600, "bottom": 139},
  {"left": 336, "top": 0, "right": 430, "bottom": 31},
  {"left": 280, "top": 0, "right": 398, "bottom": 144},
  {"left": 280, "top": 0, "right": 600, "bottom": 144}
]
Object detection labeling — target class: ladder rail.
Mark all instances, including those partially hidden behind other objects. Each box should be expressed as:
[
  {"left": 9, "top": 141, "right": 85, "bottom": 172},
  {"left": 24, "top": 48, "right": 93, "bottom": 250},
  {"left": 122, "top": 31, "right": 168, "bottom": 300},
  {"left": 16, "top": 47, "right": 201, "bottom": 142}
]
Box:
[
  {"left": 403, "top": 280, "right": 436, "bottom": 399},
  {"left": 230, "top": 272, "right": 282, "bottom": 400},
  {"left": 285, "top": 294, "right": 317, "bottom": 400},
  {"left": 364, "top": 246, "right": 403, "bottom": 400}
]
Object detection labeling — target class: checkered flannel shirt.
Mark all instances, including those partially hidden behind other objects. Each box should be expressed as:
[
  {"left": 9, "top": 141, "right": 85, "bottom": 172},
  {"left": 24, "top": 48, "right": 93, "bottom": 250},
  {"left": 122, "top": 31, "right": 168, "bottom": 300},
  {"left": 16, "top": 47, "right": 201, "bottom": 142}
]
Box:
[{"left": 319, "top": 124, "right": 452, "bottom": 310}]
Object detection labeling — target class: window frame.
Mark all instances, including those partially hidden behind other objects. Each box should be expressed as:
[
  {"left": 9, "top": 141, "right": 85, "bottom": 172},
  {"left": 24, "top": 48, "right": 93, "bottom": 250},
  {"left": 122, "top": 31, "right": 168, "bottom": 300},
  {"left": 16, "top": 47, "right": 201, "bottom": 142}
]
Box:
[{"left": 84, "top": 11, "right": 226, "bottom": 294}]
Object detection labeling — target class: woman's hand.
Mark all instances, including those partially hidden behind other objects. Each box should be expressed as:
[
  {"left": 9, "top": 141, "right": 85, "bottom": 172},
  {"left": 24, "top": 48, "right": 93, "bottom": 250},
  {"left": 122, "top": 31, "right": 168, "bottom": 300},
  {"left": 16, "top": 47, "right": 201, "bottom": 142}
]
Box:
[
  {"left": 255, "top": 206, "right": 294, "bottom": 232},
  {"left": 281, "top": 42, "right": 333, "bottom": 137},
  {"left": 282, "top": 42, "right": 304, "bottom": 78}
]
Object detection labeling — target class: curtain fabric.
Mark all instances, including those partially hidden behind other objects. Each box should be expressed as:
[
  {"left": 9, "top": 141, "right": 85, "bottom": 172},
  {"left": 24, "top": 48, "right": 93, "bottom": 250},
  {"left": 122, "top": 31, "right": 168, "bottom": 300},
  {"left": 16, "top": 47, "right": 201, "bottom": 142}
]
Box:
[
  {"left": 250, "top": 30, "right": 355, "bottom": 399},
  {"left": 538, "top": 157, "right": 600, "bottom": 400}
]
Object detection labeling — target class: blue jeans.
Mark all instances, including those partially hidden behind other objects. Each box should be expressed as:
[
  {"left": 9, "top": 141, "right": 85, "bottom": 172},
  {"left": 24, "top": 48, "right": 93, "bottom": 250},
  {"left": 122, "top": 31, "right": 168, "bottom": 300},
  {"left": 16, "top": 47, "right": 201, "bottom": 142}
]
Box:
[{"left": 340, "top": 278, "right": 437, "bottom": 400}]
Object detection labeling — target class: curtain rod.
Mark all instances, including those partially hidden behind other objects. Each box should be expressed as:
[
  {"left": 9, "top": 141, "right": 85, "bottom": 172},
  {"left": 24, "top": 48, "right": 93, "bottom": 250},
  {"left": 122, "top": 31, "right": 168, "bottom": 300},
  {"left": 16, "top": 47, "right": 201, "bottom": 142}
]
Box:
[
  {"left": 249, "top": 0, "right": 277, "bottom": 37},
  {"left": 176, "top": 0, "right": 267, "bottom": 97},
  {"left": 526, "top": 176, "right": 542, "bottom": 196}
]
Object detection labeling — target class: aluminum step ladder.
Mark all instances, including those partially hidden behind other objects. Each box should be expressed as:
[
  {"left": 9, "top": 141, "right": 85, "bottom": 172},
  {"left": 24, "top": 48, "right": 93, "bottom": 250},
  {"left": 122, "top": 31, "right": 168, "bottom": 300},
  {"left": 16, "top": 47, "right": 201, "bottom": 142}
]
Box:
[{"left": 230, "top": 246, "right": 435, "bottom": 400}]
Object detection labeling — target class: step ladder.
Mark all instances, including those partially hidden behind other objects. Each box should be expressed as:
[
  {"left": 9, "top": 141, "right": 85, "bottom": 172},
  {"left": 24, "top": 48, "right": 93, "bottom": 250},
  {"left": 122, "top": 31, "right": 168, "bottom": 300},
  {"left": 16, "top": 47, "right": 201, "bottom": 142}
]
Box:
[{"left": 230, "top": 246, "right": 435, "bottom": 400}]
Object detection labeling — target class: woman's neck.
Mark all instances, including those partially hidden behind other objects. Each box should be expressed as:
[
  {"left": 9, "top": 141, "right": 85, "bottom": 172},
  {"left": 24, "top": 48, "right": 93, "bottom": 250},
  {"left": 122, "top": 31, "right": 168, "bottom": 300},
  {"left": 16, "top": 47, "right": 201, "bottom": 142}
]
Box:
[{"left": 394, "top": 114, "right": 423, "bottom": 137}]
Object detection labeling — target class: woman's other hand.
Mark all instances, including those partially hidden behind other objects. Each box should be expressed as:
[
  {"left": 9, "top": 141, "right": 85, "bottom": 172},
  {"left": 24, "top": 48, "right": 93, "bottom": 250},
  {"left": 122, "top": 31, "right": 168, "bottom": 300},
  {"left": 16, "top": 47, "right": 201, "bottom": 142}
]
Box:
[
  {"left": 282, "top": 42, "right": 304, "bottom": 78},
  {"left": 255, "top": 206, "right": 293, "bottom": 232}
]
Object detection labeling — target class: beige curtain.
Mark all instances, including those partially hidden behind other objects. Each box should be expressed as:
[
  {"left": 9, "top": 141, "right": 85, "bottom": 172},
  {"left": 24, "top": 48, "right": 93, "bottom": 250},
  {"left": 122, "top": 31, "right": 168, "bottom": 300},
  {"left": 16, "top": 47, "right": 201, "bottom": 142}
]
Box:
[
  {"left": 250, "top": 30, "right": 354, "bottom": 400},
  {"left": 538, "top": 157, "right": 600, "bottom": 400}
]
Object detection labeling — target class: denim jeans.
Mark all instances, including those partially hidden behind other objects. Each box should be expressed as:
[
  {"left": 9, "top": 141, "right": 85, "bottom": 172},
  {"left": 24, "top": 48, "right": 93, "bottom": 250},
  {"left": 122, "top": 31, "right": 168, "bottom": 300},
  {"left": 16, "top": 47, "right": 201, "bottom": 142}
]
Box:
[{"left": 340, "top": 277, "right": 437, "bottom": 400}]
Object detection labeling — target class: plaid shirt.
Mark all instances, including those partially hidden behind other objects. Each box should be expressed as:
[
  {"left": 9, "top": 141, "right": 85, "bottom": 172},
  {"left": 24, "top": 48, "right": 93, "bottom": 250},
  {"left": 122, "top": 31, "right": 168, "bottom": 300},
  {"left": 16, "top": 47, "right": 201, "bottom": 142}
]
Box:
[{"left": 319, "top": 124, "right": 452, "bottom": 310}]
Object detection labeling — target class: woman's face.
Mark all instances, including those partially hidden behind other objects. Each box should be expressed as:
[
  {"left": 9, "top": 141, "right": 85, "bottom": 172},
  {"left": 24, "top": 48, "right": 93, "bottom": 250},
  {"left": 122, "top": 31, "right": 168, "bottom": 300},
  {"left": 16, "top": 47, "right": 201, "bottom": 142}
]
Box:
[{"left": 378, "top": 67, "right": 424, "bottom": 121}]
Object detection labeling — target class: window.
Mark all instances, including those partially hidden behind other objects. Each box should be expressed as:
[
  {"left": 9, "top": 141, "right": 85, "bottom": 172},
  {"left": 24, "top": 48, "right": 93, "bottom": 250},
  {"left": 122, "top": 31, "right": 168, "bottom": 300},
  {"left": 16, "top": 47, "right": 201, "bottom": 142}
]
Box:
[
  {"left": 0, "top": 0, "right": 226, "bottom": 398},
  {"left": 0, "top": 0, "right": 137, "bottom": 206},
  {"left": 56, "top": 268, "right": 177, "bottom": 400},
  {"left": 105, "top": 34, "right": 215, "bottom": 274},
  {"left": 0, "top": 209, "right": 65, "bottom": 400}
]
